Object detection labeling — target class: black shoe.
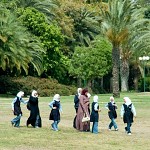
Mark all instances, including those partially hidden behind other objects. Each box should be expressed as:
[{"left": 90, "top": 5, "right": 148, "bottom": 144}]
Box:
[
  {"left": 125, "top": 127, "right": 127, "bottom": 132},
  {"left": 11, "top": 121, "right": 14, "bottom": 126}
]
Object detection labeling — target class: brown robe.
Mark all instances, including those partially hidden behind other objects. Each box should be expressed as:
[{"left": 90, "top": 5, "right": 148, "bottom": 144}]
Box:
[{"left": 76, "top": 95, "right": 90, "bottom": 131}]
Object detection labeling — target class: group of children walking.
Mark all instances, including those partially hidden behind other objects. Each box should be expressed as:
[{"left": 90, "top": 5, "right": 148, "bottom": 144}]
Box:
[
  {"left": 11, "top": 91, "right": 62, "bottom": 131},
  {"left": 73, "top": 88, "right": 136, "bottom": 135},
  {"left": 90, "top": 95, "right": 136, "bottom": 135},
  {"left": 11, "top": 90, "right": 136, "bottom": 136}
]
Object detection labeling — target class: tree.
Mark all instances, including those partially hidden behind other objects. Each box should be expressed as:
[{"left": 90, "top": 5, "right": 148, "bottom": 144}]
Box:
[
  {"left": 120, "top": 3, "right": 150, "bottom": 92},
  {"left": 2, "top": 0, "right": 57, "bottom": 21},
  {"left": 0, "top": 4, "right": 44, "bottom": 75},
  {"left": 100, "top": 0, "right": 149, "bottom": 97},
  {"left": 69, "top": 36, "right": 112, "bottom": 87},
  {"left": 68, "top": 7, "right": 101, "bottom": 47},
  {"left": 57, "top": 0, "right": 101, "bottom": 47},
  {"left": 144, "top": 8, "right": 150, "bottom": 19},
  {"left": 20, "top": 7, "right": 70, "bottom": 82}
]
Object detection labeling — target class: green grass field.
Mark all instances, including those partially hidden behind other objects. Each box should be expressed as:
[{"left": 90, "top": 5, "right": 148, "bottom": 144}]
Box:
[{"left": 0, "top": 92, "right": 150, "bottom": 150}]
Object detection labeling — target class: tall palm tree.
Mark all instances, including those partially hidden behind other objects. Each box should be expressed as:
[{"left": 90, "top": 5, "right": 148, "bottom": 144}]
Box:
[
  {"left": 0, "top": 4, "right": 44, "bottom": 75},
  {"left": 120, "top": 5, "right": 150, "bottom": 92},
  {"left": 100, "top": 0, "right": 148, "bottom": 97}
]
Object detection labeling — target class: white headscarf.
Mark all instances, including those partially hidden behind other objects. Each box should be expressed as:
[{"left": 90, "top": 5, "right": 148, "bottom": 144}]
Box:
[
  {"left": 124, "top": 97, "right": 132, "bottom": 106},
  {"left": 87, "top": 93, "right": 91, "bottom": 98},
  {"left": 77, "top": 88, "right": 82, "bottom": 96},
  {"left": 93, "top": 95, "right": 98, "bottom": 102},
  {"left": 53, "top": 94, "right": 60, "bottom": 101},
  {"left": 32, "top": 90, "right": 38, "bottom": 98},
  {"left": 17, "top": 91, "right": 24, "bottom": 98},
  {"left": 110, "top": 96, "right": 114, "bottom": 102}
]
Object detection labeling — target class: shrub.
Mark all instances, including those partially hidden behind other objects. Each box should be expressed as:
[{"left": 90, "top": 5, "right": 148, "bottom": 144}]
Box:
[{"left": 0, "top": 76, "right": 76, "bottom": 96}]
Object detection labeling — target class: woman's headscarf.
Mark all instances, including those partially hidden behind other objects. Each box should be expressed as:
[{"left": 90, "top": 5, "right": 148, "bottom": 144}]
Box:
[
  {"left": 53, "top": 94, "right": 60, "bottom": 101},
  {"left": 81, "top": 88, "right": 88, "bottom": 96},
  {"left": 93, "top": 95, "right": 98, "bottom": 102},
  {"left": 124, "top": 97, "right": 132, "bottom": 106},
  {"left": 32, "top": 90, "right": 38, "bottom": 98},
  {"left": 17, "top": 91, "right": 24, "bottom": 98}
]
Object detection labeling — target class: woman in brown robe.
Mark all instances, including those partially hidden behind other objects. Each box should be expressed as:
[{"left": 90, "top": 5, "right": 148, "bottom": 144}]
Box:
[{"left": 76, "top": 88, "right": 90, "bottom": 131}]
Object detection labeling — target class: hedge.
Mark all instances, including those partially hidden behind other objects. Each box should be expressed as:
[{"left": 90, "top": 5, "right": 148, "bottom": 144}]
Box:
[{"left": 0, "top": 76, "right": 76, "bottom": 97}]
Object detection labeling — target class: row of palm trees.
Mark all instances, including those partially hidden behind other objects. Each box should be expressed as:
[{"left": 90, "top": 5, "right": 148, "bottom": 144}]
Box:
[
  {"left": 101, "top": 0, "right": 150, "bottom": 97},
  {"left": 0, "top": 0, "right": 150, "bottom": 97}
]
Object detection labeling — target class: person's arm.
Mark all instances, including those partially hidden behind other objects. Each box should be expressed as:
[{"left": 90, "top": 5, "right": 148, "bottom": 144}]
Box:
[
  {"left": 59, "top": 103, "right": 63, "bottom": 112},
  {"left": 49, "top": 100, "right": 55, "bottom": 109},
  {"left": 74, "top": 95, "right": 79, "bottom": 104},
  {"left": 79, "top": 95, "right": 87, "bottom": 114},
  {"left": 20, "top": 98, "right": 28, "bottom": 104},
  {"left": 120, "top": 105, "right": 124, "bottom": 118},
  {"left": 105, "top": 103, "right": 108, "bottom": 109},
  {"left": 131, "top": 104, "right": 136, "bottom": 117},
  {"left": 11, "top": 97, "right": 17, "bottom": 111},
  {"left": 94, "top": 103, "right": 99, "bottom": 111},
  {"left": 114, "top": 102, "right": 118, "bottom": 109}
]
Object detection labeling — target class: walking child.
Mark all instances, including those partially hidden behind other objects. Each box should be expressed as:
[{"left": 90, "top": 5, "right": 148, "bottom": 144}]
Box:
[
  {"left": 121, "top": 97, "right": 136, "bottom": 135},
  {"left": 49, "top": 94, "right": 62, "bottom": 131},
  {"left": 11, "top": 91, "right": 28, "bottom": 127},
  {"left": 26, "top": 90, "right": 42, "bottom": 128},
  {"left": 105, "top": 96, "right": 118, "bottom": 131},
  {"left": 90, "top": 95, "right": 101, "bottom": 134}
]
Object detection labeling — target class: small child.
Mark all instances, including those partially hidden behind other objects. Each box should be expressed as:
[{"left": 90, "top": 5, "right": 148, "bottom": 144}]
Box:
[
  {"left": 121, "top": 97, "right": 136, "bottom": 135},
  {"left": 90, "top": 95, "right": 101, "bottom": 134},
  {"left": 11, "top": 91, "right": 28, "bottom": 127},
  {"left": 105, "top": 96, "right": 118, "bottom": 131},
  {"left": 49, "top": 94, "right": 62, "bottom": 131}
]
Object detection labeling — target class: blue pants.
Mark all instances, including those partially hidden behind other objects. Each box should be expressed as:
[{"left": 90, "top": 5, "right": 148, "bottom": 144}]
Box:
[
  {"left": 52, "top": 120, "right": 60, "bottom": 131},
  {"left": 11, "top": 114, "right": 22, "bottom": 127},
  {"left": 109, "top": 118, "right": 118, "bottom": 129},
  {"left": 125, "top": 122, "right": 132, "bottom": 133},
  {"left": 92, "top": 122, "right": 98, "bottom": 134}
]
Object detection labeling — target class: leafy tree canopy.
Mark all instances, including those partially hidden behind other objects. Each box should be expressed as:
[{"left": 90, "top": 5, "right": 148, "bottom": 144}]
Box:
[
  {"left": 0, "top": 3, "right": 44, "bottom": 75},
  {"left": 69, "top": 36, "right": 112, "bottom": 80}
]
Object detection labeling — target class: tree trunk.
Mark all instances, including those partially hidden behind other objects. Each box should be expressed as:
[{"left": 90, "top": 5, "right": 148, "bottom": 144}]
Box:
[
  {"left": 133, "top": 65, "right": 140, "bottom": 92},
  {"left": 112, "top": 46, "right": 120, "bottom": 97},
  {"left": 77, "top": 78, "right": 82, "bottom": 87},
  {"left": 134, "top": 76, "right": 139, "bottom": 92},
  {"left": 120, "top": 59, "right": 129, "bottom": 92}
]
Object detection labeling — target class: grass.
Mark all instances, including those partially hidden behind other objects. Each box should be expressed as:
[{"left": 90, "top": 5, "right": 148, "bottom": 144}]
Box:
[{"left": 0, "top": 92, "right": 150, "bottom": 150}]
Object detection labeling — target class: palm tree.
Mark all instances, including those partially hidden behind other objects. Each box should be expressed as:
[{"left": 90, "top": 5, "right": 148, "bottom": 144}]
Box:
[
  {"left": 120, "top": 5, "right": 150, "bottom": 92},
  {"left": 59, "top": 0, "right": 101, "bottom": 47},
  {"left": 72, "top": 7, "right": 101, "bottom": 46},
  {"left": 0, "top": 4, "right": 44, "bottom": 75},
  {"left": 100, "top": 0, "right": 149, "bottom": 97},
  {"left": 3, "top": 0, "right": 57, "bottom": 21}
]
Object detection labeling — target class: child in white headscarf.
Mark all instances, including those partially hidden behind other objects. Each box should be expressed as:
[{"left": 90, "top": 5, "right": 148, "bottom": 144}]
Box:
[
  {"left": 49, "top": 94, "right": 62, "bottom": 131},
  {"left": 11, "top": 91, "right": 28, "bottom": 127},
  {"left": 105, "top": 96, "right": 118, "bottom": 131},
  {"left": 121, "top": 97, "right": 136, "bottom": 135},
  {"left": 26, "top": 90, "right": 42, "bottom": 128},
  {"left": 90, "top": 95, "right": 101, "bottom": 134},
  {"left": 74, "top": 88, "right": 82, "bottom": 113}
]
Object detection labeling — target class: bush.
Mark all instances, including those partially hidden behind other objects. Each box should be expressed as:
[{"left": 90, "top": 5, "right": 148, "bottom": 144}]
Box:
[{"left": 0, "top": 76, "right": 76, "bottom": 96}]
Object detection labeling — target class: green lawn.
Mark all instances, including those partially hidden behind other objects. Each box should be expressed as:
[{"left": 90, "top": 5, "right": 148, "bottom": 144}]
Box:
[{"left": 0, "top": 92, "right": 150, "bottom": 150}]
